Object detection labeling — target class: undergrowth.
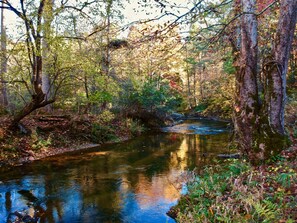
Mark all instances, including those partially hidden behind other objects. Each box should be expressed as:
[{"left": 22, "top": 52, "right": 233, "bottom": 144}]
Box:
[{"left": 175, "top": 157, "right": 297, "bottom": 223}]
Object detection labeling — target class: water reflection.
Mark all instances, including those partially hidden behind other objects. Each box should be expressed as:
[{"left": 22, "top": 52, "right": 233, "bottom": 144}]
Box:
[{"left": 0, "top": 120, "right": 229, "bottom": 223}]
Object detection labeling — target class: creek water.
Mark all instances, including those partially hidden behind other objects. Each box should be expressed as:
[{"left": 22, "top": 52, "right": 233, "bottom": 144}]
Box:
[{"left": 0, "top": 119, "right": 230, "bottom": 223}]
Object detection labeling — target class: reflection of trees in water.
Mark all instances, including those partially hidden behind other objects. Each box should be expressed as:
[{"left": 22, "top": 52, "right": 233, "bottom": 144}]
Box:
[
  {"left": 40, "top": 173, "right": 64, "bottom": 223},
  {"left": 5, "top": 192, "right": 11, "bottom": 213},
  {"left": 0, "top": 132, "right": 229, "bottom": 222},
  {"left": 169, "top": 134, "right": 229, "bottom": 172},
  {"left": 1, "top": 174, "right": 65, "bottom": 223},
  {"left": 71, "top": 155, "right": 123, "bottom": 221},
  {"left": 59, "top": 133, "right": 185, "bottom": 220}
]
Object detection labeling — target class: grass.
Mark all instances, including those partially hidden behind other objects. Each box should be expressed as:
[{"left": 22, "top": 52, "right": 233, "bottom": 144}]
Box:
[{"left": 173, "top": 151, "right": 297, "bottom": 223}]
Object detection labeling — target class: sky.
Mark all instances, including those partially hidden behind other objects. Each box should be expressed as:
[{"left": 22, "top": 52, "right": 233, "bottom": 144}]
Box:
[
  {"left": 2, "top": 0, "right": 194, "bottom": 38},
  {"left": 122, "top": 0, "right": 193, "bottom": 23}
]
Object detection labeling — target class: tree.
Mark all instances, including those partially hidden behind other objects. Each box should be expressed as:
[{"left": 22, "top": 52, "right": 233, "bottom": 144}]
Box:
[
  {"left": 0, "top": 1, "right": 55, "bottom": 127},
  {"left": 234, "top": 0, "right": 297, "bottom": 163},
  {"left": 0, "top": 0, "right": 100, "bottom": 126},
  {"left": 42, "top": 0, "right": 55, "bottom": 112},
  {"left": 0, "top": 1, "right": 8, "bottom": 109}
]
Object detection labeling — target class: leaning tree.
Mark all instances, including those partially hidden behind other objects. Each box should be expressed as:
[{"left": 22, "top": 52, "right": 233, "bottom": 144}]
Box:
[{"left": 0, "top": 0, "right": 99, "bottom": 128}]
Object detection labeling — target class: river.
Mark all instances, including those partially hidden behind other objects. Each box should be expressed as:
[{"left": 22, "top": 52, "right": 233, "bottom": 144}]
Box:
[{"left": 0, "top": 119, "right": 230, "bottom": 223}]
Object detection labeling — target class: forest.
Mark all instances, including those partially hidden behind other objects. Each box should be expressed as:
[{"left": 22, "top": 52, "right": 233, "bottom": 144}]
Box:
[{"left": 0, "top": 0, "right": 296, "bottom": 222}]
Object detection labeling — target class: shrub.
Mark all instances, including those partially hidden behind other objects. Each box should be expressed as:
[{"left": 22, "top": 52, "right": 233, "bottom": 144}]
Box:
[
  {"left": 175, "top": 158, "right": 297, "bottom": 223},
  {"left": 91, "top": 123, "right": 117, "bottom": 143},
  {"left": 126, "top": 118, "right": 146, "bottom": 136},
  {"left": 98, "top": 110, "right": 115, "bottom": 123}
]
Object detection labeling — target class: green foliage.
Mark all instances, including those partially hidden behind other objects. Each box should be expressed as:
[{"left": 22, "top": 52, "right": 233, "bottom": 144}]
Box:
[
  {"left": 89, "top": 76, "right": 120, "bottom": 105},
  {"left": 176, "top": 158, "right": 297, "bottom": 223},
  {"left": 138, "top": 78, "right": 183, "bottom": 113},
  {"left": 223, "top": 51, "right": 236, "bottom": 75},
  {"left": 252, "top": 199, "right": 279, "bottom": 222},
  {"left": 31, "top": 138, "right": 52, "bottom": 151},
  {"left": 276, "top": 172, "right": 296, "bottom": 188},
  {"left": 31, "top": 132, "right": 52, "bottom": 151},
  {"left": 126, "top": 118, "right": 146, "bottom": 136},
  {"left": 119, "top": 77, "right": 184, "bottom": 114},
  {"left": 194, "top": 102, "right": 208, "bottom": 112},
  {"left": 91, "top": 123, "right": 117, "bottom": 143},
  {"left": 97, "top": 110, "right": 115, "bottom": 123}
]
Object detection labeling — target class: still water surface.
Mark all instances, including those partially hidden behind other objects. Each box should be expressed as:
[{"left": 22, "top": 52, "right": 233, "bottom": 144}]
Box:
[{"left": 0, "top": 119, "right": 229, "bottom": 223}]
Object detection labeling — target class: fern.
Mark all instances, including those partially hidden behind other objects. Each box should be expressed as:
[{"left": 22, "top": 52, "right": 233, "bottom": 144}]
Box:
[
  {"left": 253, "top": 199, "right": 279, "bottom": 222},
  {"left": 276, "top": 172, "right": 295, "bottom": 188}
]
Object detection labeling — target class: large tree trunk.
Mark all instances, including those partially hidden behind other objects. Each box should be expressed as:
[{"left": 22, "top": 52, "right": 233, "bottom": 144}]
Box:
[
  {"left": 234, "top": 0, "right": 260, "bottom": 160},
  {"left": 235, "top": 0, "right": 297, "bottom": 163},
  {"left": 42, "top": 0, "right": 54, "bottom": 112},
  {"left": 8, "top": 0, "right": 55, "bottom": 129},
  {"left": 263, "top": 0, "right": 297, "bottom": 134}
]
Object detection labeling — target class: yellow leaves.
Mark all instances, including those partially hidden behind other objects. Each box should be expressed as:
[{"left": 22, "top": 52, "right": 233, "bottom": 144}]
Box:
[
  {"left": 274, "top": 167, "right": 279, "bottom": 172},
  {"left": 288, "top": 168, "right": 295, "bottom": 173},
  {"left": 277, "top": 187, "right": 284, "bottom": 192}
]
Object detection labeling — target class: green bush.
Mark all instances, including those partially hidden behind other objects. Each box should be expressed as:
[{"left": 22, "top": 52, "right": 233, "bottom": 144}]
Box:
[
  {"left": 98, "top": 110, "right": 115, "bottom": 123},
  {"left": 91, "top": 123, "right": 117, "bottom": 143},
  {"left": 126, "top": 118, "right": 146, "bottom": 136},
  {"left": 119, "top": 77, "right": 184, "bottom": 115},
  {"left": 194, "top": 102, "right": 209, "bottom": 113}
]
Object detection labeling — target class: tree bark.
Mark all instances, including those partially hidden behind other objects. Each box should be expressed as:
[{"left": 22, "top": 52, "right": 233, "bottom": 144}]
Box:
[
  {"left": 263, "top": 0, "right": 297, "bottom": 134},
  {"left": 42, "top": 0, "right": 54, "bottom": 112},
  {"left": 234, "top": 0, "right": 260, "bottom": 160},
  {"left": 234, "top": 0, "right": 297, "bottom": 163}
]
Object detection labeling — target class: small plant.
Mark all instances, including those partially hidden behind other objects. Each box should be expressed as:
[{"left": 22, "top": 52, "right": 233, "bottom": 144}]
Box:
[
  {"left": 175, "top": 158, "right": 297, "bottom": 223},
  {"left": 91, "top": 123, "right": 117, "bottom": 143},
  {"left": 194, "top": 102, "right": 208, "bottom": 113},
  {"left": 97, "top": 110, "right": 115, "bottom": 123},
  {"left": 275, "top": 172, "right": 296, "bottom": 188},
  {"left": 31, "top": 134, "right": 52, "bottom": 151},
  {"left": 126, "top": 118, "right": 146, "bottom": 136},
  {"left": 253, "top": 199, "right": 280, "bottom": 222}
]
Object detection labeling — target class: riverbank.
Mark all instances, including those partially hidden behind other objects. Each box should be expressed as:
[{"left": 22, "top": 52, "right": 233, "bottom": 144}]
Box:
[
  {"left": 169, "top": 140, "right": 297, "bottom": 222},
  {"left": 169, "top": 99, "right": 297, "bottom": 222},
  {"left": 0, "top": 113, "right": 146, "bottom": 167}
]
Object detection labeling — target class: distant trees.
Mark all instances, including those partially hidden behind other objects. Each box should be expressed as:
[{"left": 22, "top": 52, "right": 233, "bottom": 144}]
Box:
[{"left": 113, "top": 23, "right": 186, "bottom": 118}]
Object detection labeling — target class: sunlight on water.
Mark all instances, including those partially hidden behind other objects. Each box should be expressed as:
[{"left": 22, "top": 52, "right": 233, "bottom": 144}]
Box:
[{"left": 0, "top": 119, "right": 229, "bottom": 223}]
